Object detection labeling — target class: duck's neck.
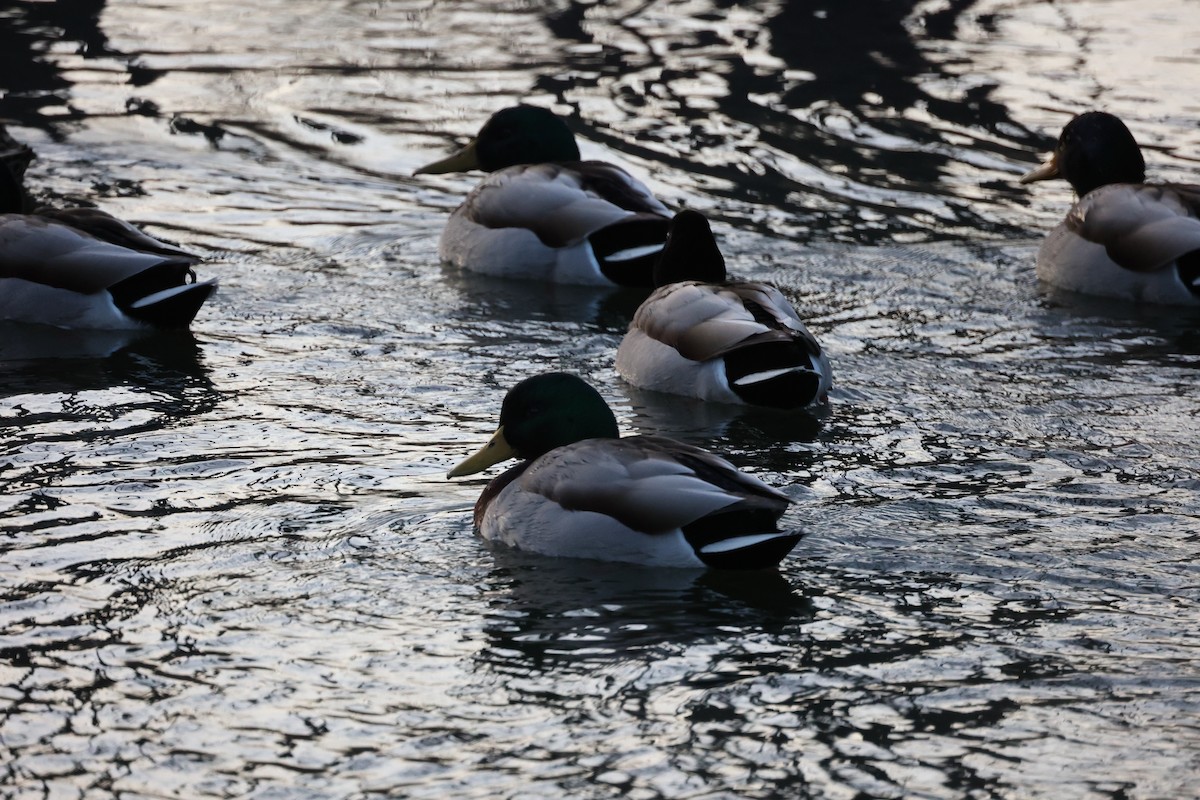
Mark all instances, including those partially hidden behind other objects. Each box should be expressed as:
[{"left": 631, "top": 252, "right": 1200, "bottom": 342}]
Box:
[{"left": 653, "top": 212, "right": 727, "bottom": 286}]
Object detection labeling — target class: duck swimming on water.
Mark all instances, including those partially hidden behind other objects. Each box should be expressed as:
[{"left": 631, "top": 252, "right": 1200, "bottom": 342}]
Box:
[
  {"left": 447, "top": 372, "right": 802, "bottom": 570},
  {"left": 1020, "top": 111, "right": 1200, "bottom": 305},
  {"left": 0, "top": 143, "right": 216, "bottom": 330},
  {"left": 415, "top": 105, "right": 672, "bottom": 287},
  {"left": 616, "top": 210, "right": 832, "bottom": 409}
]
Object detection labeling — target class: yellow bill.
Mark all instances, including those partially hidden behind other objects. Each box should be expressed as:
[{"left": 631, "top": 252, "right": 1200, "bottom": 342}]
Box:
[
  {"left": 1019, "top": 154, "right": 1060, "bottom": 184},
  {"left": 414, "top": 139, "right": 481, "bottom": 175},
  {"left": 447, "top": 425, "right": 517, "bottom": 478}
]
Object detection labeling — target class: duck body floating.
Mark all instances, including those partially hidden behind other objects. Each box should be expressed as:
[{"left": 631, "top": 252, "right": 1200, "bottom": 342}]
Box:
[
  {"left": 447, "top": 373, "right": 801, "bottom": 570},
  {"left": 415, "top": 106, "right": 671, "bottom": 287},
  {"left": 616, "top": 210, "right": 832, "bottom": 409},
  {"left": 1021, "top": 111, "right": 1200, "bottom": 305},
  {"left": 0, "top": 210, "right": 216, "bottom": 330},
  {"left": 0, "top": 149, "right": 216, "bottom": 331}
]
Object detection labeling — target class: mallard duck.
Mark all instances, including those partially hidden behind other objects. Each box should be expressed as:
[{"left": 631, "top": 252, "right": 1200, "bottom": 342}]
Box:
[
  {"left": 0, "top": 157, "right": 217, "bottom": 330},
  {"left": 1020, "top": 111, "right": 1200, "bottom": 305},
  {"left": 447, "top": 372, "right": 801, "bottom": 569},
  {"left": 615, "top": 210, "right": 832, "bottom": 409},
  {"left": 414, "top": 105, "right": 671, "bottom": 287}
]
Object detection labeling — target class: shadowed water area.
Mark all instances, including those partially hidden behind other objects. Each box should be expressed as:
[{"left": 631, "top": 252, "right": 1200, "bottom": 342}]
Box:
[{"left": 3, "top": 1, "right": 1200, "bottom": 797}]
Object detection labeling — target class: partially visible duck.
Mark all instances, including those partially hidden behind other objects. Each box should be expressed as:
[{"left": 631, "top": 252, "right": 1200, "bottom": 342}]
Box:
[
  {"left": 447, "top": 372, "right": 801, "bottom": 570},
  {"left": 615, "top": 210, "right": 832, "bottom": 409},
  {"left": 0, "top": 125, "right": 35, "bottom": 206},
  {"left": 414, "top": 105, "right": 671, "bottom": 287},
  {"left": 1020, "top": 111, "right": 1200, "bottom": 305},
  {"left": 0, "top": 153, "right": 216, "bottom": 330}
]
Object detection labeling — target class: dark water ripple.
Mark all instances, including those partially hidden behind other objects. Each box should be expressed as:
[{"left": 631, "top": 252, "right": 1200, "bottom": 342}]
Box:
[
  {"left": 538, "top": 0, "right": 1049, "bottom": 244},
  {"left": 4, "top": 0, "right": 1200, "bottom": 798}
]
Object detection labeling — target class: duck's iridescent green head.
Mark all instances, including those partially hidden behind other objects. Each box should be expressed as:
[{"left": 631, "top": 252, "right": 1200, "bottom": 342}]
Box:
[
  {"left": 500, "top": 372, "right": 618, "bottom": 456},
  {"left": 1021, "top": 111, "right": 1146, "bottom": 197},
  {"left": 652, "top": 210, "right": 728, "bottom": 287},
  {"left": 447, "top": 373, "right": 618, "bottom": 477},
  {"left": 416, "top": 106, "right": 582, "bottom": 175}
]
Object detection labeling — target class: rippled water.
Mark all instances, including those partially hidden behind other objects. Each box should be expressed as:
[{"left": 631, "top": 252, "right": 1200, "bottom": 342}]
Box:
[{"left": 4, "top": 1, "right": 1200, "bottom": 797}]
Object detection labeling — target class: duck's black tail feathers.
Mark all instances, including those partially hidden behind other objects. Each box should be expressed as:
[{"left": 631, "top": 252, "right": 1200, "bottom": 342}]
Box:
[
  {"left": 589, "top": 216, "right": 670, "bottom": 287},
  {"left": 723, "top": 341, "right": 824, "bottom": 409},
  {"left": 1176, "top": 250, "right": 1200, "bottom": 297},
  {"left": 109, "top": 264, "right": 217, "bottom": 328},
  {"left": 683, "top": 505, "right": 801, "bottom": 570}
]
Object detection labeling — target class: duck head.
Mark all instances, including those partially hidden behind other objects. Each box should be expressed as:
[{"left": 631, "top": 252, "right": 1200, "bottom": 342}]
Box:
[
  {"left": 416, "top": 105, "right": 582, "bottom": 175},
  {"left": 448, "top": 373, "right": 619, "bottom": 477},
  {"left": 1021, "top": 111, "right": 1146, "bottom": 196}
]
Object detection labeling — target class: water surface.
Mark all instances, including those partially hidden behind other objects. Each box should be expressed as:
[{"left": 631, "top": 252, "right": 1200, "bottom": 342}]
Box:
[{"left": 3, "top": 1, "right": 1200, "bottom": 797}]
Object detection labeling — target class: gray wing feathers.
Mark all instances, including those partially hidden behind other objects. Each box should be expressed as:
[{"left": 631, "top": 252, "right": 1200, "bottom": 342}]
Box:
[
  {"left": 460, "top": 163, "right": 666, "bottom": 247},
  {"left": 1070, "top": 183, "right": 1200, "bottom": 273},
  {"left": 36, "top": 208, "right": 199, "bottom": 260},
  {"left": 632, "top": 281, "right": 814, "bottom": 361},
  {"left": 0, "top": 214, "right": 194, "bottom": 293},
  {"left": 517, "top": 436, "right": 784, "bottom": 534}
]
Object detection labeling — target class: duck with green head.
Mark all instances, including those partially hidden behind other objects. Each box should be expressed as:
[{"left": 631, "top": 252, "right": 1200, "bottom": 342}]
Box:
[
  {"left": 415, "top": 105, "right": 671, "bottom": 287},
  {"left": 447, "top": 372, "right": 802, "bottom": 569},
  {"left": 1020, "top": 111, "right": 1200, "bottom": 305},
  {"left": 615, "top": 210, "right": 832, "bottom": 409}
]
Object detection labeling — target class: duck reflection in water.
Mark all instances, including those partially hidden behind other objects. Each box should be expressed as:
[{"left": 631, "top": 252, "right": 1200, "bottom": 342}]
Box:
[
  {"left": 0, "top": 322, "right": 217, "bottom": 415},
  {"left": 623, "top": 384, "right": 826, "bottom": 462},
  {"left": 477, "top": 550, "right": 811, "bottom": 671},
  {"left": 439, "top": 263, "right": 647, "bottom": 336}
]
